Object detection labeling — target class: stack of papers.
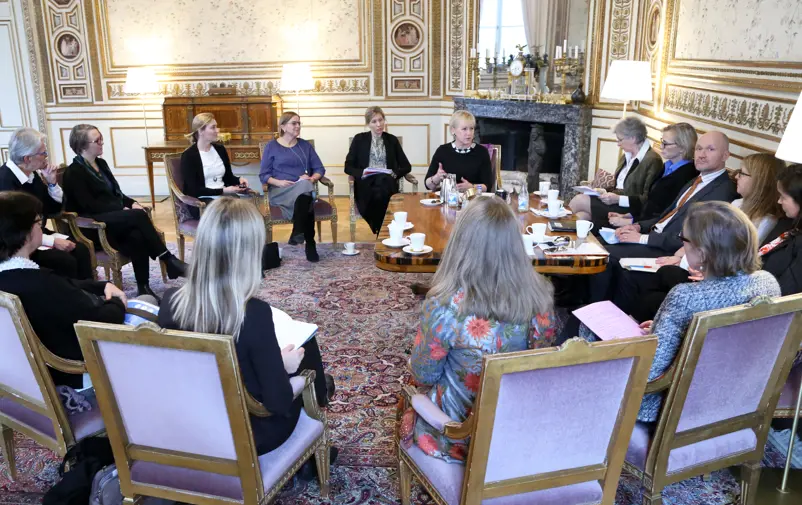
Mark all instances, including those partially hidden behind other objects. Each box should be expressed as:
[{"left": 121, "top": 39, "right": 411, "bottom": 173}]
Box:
[
  {"left": 271, "top": 307, "right": 318, "bottom": 349},
  {"left": 572, "top": 301, "right": 644, "bottom": 340},
  {"left": 539, "top": 242, "right": 609, "bottom": 256},
  {"left": 572, "top": 185, "right": 601, "bottom": 196},
  {"left": 363, "top": 167, "right": 394, "bottom": 177},
  {"left": 619, "top": 258, "right": 661, "bottom": 273}
]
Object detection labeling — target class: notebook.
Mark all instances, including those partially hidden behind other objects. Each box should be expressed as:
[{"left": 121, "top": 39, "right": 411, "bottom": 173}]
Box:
[
  {"left": 271, "top": 307, "right": 318, "bottom": 349},
  {"left": 572, "top": 301, "right": 644, "bottom": 340},
  {"left": 572, "top": 185, "right": 601, "bottom": 196},
  {"left": 619, "top": 258, "right": 662, "bottom": 273}
]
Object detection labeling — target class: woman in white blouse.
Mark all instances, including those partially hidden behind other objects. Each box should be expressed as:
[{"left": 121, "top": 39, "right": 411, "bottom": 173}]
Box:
[{"left": 180, "top": 113, "right": 249, "bottom": 218}]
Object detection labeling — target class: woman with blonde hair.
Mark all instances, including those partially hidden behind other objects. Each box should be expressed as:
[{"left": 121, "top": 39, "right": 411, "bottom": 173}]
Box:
[
  {"left": 344, "top": 106, "right": 412, "bottom": 234},
  {"left": 179, "top": 113, "right": 249, "bottom": 219},
  {"left": 731, "top": 153, "right": 785, "bottom": 241},
  {"left": 424, "top": 110, "right": 493, "bottom": 193},
  {"left": 158, "top": 197, "right": 334, "bottom": 459},
  {"left": 259, "top": 111, "right": 325, "bottom": 262},
  {"left": 400, "top": 197, "right": 556, "bottom": 464}
]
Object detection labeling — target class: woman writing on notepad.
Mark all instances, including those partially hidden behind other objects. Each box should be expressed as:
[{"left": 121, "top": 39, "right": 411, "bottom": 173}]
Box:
[
  {"left": 580, "top": 202, "right": 780, "bottom": 423},
  {"left": 158, "top": 198, "right": 335, "bottom": 464}
]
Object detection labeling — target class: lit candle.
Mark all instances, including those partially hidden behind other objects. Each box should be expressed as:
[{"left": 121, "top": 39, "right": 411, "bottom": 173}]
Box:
[
  {"left": 470, "top": 47, "right": 476, "bottom": 58},
  {"left": 574, "top": 46, "right": 579, "bottom": 58},
  {"left": 563, "top": 39, "right": 567, "bottom": 53},
  {"left": 581, "top": 40, "right": 585, "bottom": 52},
  {"left": 555, "top": 47, "right": 561, "bottom": 59},
  {"left": 486, "top": 48, "right": 490, "bottom": 58}
]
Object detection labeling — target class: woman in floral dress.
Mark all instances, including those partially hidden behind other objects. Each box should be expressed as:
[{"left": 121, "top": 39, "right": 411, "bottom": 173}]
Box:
[{"left": 400, "top": 197, "right": 557, "bottom": 464}]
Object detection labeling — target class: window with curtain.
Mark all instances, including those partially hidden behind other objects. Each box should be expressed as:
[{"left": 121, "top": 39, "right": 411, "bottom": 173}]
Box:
[{"left": 478, "top": 0, "right": 527, "bottom": 61}]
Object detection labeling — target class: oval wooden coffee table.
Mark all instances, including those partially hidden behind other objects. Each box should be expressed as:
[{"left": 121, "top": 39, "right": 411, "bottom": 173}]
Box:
[{"left": 374, "top": 193, "right": 609, "bottom": 274}]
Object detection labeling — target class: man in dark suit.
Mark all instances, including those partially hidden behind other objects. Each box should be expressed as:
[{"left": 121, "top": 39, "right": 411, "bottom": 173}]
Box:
[
  {"left": 589, "top": 131, "right": 738, "bottom": 301},
  {"left": 0, "top": 127, "right": 93, "bottom": 279}
]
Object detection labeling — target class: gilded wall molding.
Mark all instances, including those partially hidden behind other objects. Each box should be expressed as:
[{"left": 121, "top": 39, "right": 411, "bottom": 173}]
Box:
[
  {"left": 107, "top": 78, "right": 371, "bottom": 99},
  {"left": 430, "top": 0, "right": 442, "bottom": 96},
  {"left": 609, "top": 0, "right": 633, "bottom": 60},
  {"left": 20, "top": 0, "right": 46, "bottom": 130},
  {"left": 447, "top": 0, "right": 464, "bottom": 94}
]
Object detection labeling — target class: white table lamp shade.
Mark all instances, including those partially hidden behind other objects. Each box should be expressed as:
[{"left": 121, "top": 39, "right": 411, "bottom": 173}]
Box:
[
  {"left": 600, "top": 60, "right": 653, "bottom": 103},
  {"left": 776, "top": 92, "right": 802, "bottom": 164},
  {"left": 123, "top": 67, "right": 158, "bottom": 95},
  {"left": 280, "top": 63, "right": 315, "bottom": 92}
]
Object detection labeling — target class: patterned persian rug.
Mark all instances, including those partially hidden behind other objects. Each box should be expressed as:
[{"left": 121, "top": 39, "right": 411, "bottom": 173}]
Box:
[{"left": 0, "top": 243, "right": 794, "bottom": 504}]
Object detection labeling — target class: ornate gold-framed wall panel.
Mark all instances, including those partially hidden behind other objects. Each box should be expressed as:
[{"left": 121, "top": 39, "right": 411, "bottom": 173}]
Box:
[{"left": 386, "top": 0, "right": 428, "bottom": 97}]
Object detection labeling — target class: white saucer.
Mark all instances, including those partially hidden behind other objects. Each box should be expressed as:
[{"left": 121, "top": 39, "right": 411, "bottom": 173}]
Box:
[
  {"left": 403, "top": 245, "right": 433, "bottom": 255},
  {"left": 420, "top": 198, "right": 442, "bottom": 206},
  {"left": 382, "top": 237, "right": 410, "bottom": 247},
  {"left": 342, "top": 249, "right": 360, "bottom": 256}
]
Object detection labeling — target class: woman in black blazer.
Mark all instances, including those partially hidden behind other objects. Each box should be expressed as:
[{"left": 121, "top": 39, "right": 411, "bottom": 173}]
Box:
[
  {"left": 158, "top": 197, "right": 334, "bottom": 462},
  {"left": 761, "top": 164, "right": 802, "bottom": 295},
  {"left": 0, "top": 192, "right": 126, "bottom": 389},
  {"left": 62, "top": 124, "right": 187, "bottom": 299},
  {"left": 344, "top": 106, "right": 412, "bottom": 234},
  {"left": 180, "top": 113, "right": 249, "bottom": 219}
]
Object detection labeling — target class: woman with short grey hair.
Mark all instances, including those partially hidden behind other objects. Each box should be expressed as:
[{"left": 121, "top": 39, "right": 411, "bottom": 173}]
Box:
[{"left": 569, "top": 116, "right": 663, "bottom": 228}]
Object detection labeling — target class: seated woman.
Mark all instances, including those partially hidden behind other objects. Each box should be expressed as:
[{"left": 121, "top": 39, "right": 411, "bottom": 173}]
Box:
[
  {"left": 400, "top": 197, "right": 556, "bottom": 463},
  {"left": 618, "top": 153, "right": 786, "bottom": 321},
  {"left": 180, "top": 112, "right": 249, "bottom": 218},
  {"left": 569, "top": 117, "right": 663, "bottom": 227},
  {"left": 760, "top": 163, "right": 802, "bottom": 295},
  {"left": 344, "top": 106, "right": 412, "bottom": 234},
  {"left": 607, "top": 122, "right": 699, "bottom": 227},
  {"left": 260, "top": 111, "right": 324, "bottom": 262},
  {"left": 62, "top": 124, "right": 187, "bottom": 299},
  {"left": 158, "top": 197, "right": 334, "bottom": 468},
  {"left": 582, "top": 201, "right": 780, "bottom": 423},
  {"left": 0, "top": 191, "right": 127, "bottom": 389},
  {"left": 424, "top": 111, "right": 493, "bottom": 193}
]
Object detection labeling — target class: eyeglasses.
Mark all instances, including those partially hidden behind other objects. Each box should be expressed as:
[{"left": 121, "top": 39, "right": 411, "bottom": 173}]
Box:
[
  {"left": 678, "top": 233, "right": 692, "bottom": 244},
  {"left": 89, "top": 136, "right": 104, "bottom": 145},
  {"left": 660, "top": 139, "right": 677, "bottom": 148},
  {"left": 732, "top": 169, "right": 751, "bottom": 178}
]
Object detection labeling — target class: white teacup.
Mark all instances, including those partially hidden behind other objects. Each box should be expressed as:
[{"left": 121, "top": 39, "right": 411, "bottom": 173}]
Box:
[
  {"left": 388, "top": 222, "right": 404, "bottom": 243},
  {"left": 547, "top": 189, "right": 560, "bottom": 201},
  {"left": 547, "top": 199, "right": 564, "bottom": 216},
  {"left": 539, "top": 181, "right": 550, "bottom": 194},
  {"left": 526, "top": 222, "right": 548, "bottom": 242},
  {"left": 394, "top": 211, "right": 408, "bottom": 227},
  {"left": 522, "top": 234, "right": 536, "bottom": 255},
  {"left": 409, "top": 233, "right": 426, "bottom": 252},
  {"left": 576, "top": 220, "right": 594, "bottom": 239},
  {"left": 344, "top": 242, "right": 356, "bottom": 254}
]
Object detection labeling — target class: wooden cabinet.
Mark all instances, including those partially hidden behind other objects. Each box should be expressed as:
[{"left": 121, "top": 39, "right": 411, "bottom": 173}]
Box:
[{"left": 162, "top": 96, "right": 279, "bottom": 142}]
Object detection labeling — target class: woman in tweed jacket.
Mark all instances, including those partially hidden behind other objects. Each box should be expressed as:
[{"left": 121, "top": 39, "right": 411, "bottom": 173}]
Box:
[{"left": 581, "top": 201, "right": 780, "bottom": 422}]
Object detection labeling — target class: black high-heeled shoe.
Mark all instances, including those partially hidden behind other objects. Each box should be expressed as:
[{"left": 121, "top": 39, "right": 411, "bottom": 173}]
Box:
[
  {"left": 137, "top": 283, "right": 161, "bottom": 303},
  {"left": 161, "top": 252, "right": 187, "bottom": 279},
  {"left": 305, "top": 242, "right": 319, "bottom": 263}
]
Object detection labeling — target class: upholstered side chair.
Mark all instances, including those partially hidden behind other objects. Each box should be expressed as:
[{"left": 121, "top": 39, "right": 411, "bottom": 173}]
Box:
[
  {"left": 480, "top": 143, "right": 502, "bottom": 192},
  {"left": 397, "top": 336, "right": 658, "bottom": 505},
  {"left": 163, "top": 153, "right": 206, "bottom": 262},
  {"left": 623, "top": 294, "right": 802, "bottom": 505},
  {"left": 258, "top": 140, "right": 338, "bottom": 245},
  {"left": 53, "top": 165, "right": 167, "bottom": 289},
  {"left": 346, "top": 135, "right": 419, "bottom": 242},
  {"left": 0, "top": 291, "right": 105, "bottom": 480},
  {"left": 74, "top": 320, "right": 330, "bottom": 505}
]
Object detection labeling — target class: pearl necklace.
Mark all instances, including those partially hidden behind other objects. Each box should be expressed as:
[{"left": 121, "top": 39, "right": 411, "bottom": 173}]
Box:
[{"left": 452, "top": 142, "right": 475, "bottom": 154}]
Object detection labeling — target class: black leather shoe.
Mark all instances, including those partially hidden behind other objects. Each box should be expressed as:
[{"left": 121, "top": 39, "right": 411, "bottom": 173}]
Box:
[
  {"left": 161, "top": 253, "right": 187, "bottom": 279},
  {"left": 325, "top": 373, "right": 335, "bottom": 402},
  {"left": 288, "top": 233, "right": 305, "bottom": 246},
  {"left": 137, "top": 283, "right": 161, "bottom": 303},
  {"left": 305, "top": 243, "right": 319, "bottom": 263},
  {"left": 298, "top": 447, "right": 339, "bottom": 482}
]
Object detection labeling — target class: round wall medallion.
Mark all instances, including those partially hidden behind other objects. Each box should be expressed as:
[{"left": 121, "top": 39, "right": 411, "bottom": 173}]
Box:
[
  {"left": 393, "top": 22, "right": 423, "bottom": 52},
  {"left": 56, "top": 32, "right": 81, "bottom": 61}
]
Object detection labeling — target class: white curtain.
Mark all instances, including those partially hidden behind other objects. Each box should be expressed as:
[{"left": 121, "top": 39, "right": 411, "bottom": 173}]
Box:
[{"left": 521, "top": 0, "right": 551, "bottom": 55}]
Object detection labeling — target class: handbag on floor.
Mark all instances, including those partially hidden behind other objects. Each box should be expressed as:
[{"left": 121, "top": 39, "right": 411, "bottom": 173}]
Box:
[
  {"left": 42, "top": 436, "right": 115, "bottom": 505},
  {"left": 89, "top": 464, "right": 122, "bottom": 505},
  {"left": 262, "top": 242, "right": 281, "bottom": 271}
]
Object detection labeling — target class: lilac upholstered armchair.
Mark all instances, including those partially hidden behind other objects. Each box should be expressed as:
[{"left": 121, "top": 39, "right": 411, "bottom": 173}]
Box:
[
  {"left": 0, "top": 291, "right": 104, "bottom": 480},
  {"left": 397, "top": 336, "right": 658, "bottom": 505},
  {"left": 164, "top": 153, "right": 205, "bottom": 262},
  {"left": 480, "top": 143, "right": 502, "bottom": 192},
  {"left": 623, "top": 294, "right": 802, "bottom": 505},
  {"left": 73, "top": 320, "right": 329, "bottom": 505}
]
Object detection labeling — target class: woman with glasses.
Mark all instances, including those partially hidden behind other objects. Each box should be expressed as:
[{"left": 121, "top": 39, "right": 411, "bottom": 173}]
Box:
[
  {"left": 607, "top": 123, "right": 699, "bottom": 227},
  {"left": 260, "top": 111, "right": 324, "bottom": 262},
  {"left": 569, "top": 117, "right": 664, "bottom": 228},
  {"left": 63, "top": 124, "right": 187, "bottom": 300},
  {"left": 582, "top": 201, "right": 780, "bottom": 423}
]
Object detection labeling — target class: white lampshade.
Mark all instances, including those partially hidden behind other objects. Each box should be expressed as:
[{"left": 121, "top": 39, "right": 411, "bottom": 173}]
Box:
[
  {"left": 600, "top": 60, "right": 653, "bottom": 103},
  {"left": 776, "top": 92, "right": 802, "bottom": 164},
  {"left": 123, "top": 67, "right": 159, "bottom": 95},
  {"left": 280, "top": 63, "right": 315, "bottom": 92}
]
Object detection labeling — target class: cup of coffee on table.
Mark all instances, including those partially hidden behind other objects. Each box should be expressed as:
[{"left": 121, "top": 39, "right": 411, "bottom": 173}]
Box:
[
  {"left": 576, "top": 220, "right": 594, "bottom": 239},
  {"left": 539, "top": 181, "right": 550, "bottom": 194},
  {"left": 526, "top": 223, "right": 547, "bottom": 243},
  {"left": 344, "top": 242, "right": 356, "bottom": 254},
  {"left": 547, "top": 189, "right": 559, "bottom": 201},
  {"left": 409, "top": 233, "right": 426, "bottom": 252},
  {"left": 547, "top": 199, "right": 564, "bottom": 216},
  {"left": 394, "top": 211, "right": 407, "bottom": 227},
  {"left": 388, "top": 221, "right": 404, "bottom": 244}
]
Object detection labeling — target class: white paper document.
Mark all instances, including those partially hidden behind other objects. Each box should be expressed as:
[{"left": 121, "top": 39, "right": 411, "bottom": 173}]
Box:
[
  {"left": 271, "top": 307, "right": 318, "bottom": 349},
  {"left": 572, "top": 301, "right": 644, "bottom": 340},
  {"left": 572, "top": 185, "right": 601, "bottom": 196},
  {"left": 619, "top": 258, "right": 662, "bottom": 273}
]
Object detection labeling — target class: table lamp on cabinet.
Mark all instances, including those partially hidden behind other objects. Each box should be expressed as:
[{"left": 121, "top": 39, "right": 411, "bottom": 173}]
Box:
[
  {"left": 599, "top": 60, "right": 653, "bottom": 118},
  {"left": 123, "top": 67, "right": 159, "bottom": 146},
  {"left": 280, "top": 63, "right": 315, "bottom": 112},
  {"left": 776, "top": 91, "right": 802, "bottom": 164}
]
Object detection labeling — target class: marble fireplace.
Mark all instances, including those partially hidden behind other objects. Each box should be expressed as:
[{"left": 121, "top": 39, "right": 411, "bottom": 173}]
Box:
[{"left": 453, "top": 98, "right": 592, "bottom": 197}]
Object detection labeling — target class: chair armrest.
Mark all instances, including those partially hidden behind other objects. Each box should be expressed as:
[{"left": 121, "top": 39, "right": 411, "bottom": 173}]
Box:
[
  {"left": 177, "top": 193, "right": 206, "bottom": 209},
  {"left": 410, "top": 394, "right": 456, "bottom": 432},
  {"left": 37, "top": 342, "right": 86, "bottom": 374},
  {"left": 245, "top": 391, "right": 272, "bottom": 418},
  {"left": 299, "top": 369, "right": 327, "bottom": 422},
  {"left": 290, "top": 376, "right": 307, "bottom": 399},
  {"left": 404, "top": 174, "right": 419, "bottom": 193},
  {"left": 318, "top": 176, "right": 334, "bottom": 191},
  {"left": 73, "top": 216, "right": 107, "bottom": 230},
  {"left": 645, "top": 363, "right": 676, "bottom": 394}
]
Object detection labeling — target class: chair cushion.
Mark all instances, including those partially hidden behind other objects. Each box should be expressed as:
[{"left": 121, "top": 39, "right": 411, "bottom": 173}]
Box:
[
  {"left": 312, "top": 200, "right": 334, "bottom": 218},
  {"left": 130, "top": 410, "right": 324, "bottom": 500},
  {"left": 401, "top": 444, "right": 604, "bottom": 505},
  {"left": 0, "top": 396, "right": 56, "bottom": 440},
  {"left": 177, "top": 219, "right": 199, "bottom": 235},
  {"left": 777, "top": 363, "right": 801, "bottom": 410},
  {"left": 625, "top": 422, "right": 757, "bottom": 474}
]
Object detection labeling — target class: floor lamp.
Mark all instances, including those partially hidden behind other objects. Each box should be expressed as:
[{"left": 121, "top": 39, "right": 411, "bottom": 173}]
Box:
[
  {"left": 757, "top": 90, "right": 802, "bottom": 504},
  {"left": 599, "top": 60, "right": 652, "bottom": 118},
  {"left": 123, "top": 67, "right": 159, "bottom": 146},
  {"left": 280, "top": 63, "right": 314, "bottom": 113}
]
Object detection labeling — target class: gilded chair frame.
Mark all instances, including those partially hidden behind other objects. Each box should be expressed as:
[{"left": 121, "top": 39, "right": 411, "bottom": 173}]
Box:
[
  {"left": 773, "top": 342, "right": 802, "bottom": 419},
  {"left": 398, "top": 336, "right": 658, "bottom": 505},
  {"left": 623, "top": 294, "right": 802, "bottom": 505},
  {"left": 74, "top": 321, "right": 329, "bottom": 505},
  {"left": 0, "top": 291, "right": 95, "bottom": 479},
  {"left": 258, "top": 140, "right": 338, "bottom": 245},
  {"left": 52, "top": 165, "right": 167, "bottom": 288},
  {"left": 487, "top": 144, "right": 502, "bottom": 192},
  {"left": 163, "top": 153, "right": 207, "bottom": 262},
  {"left": 345, "top": 135, "right": 419, "bottom": 242}
]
